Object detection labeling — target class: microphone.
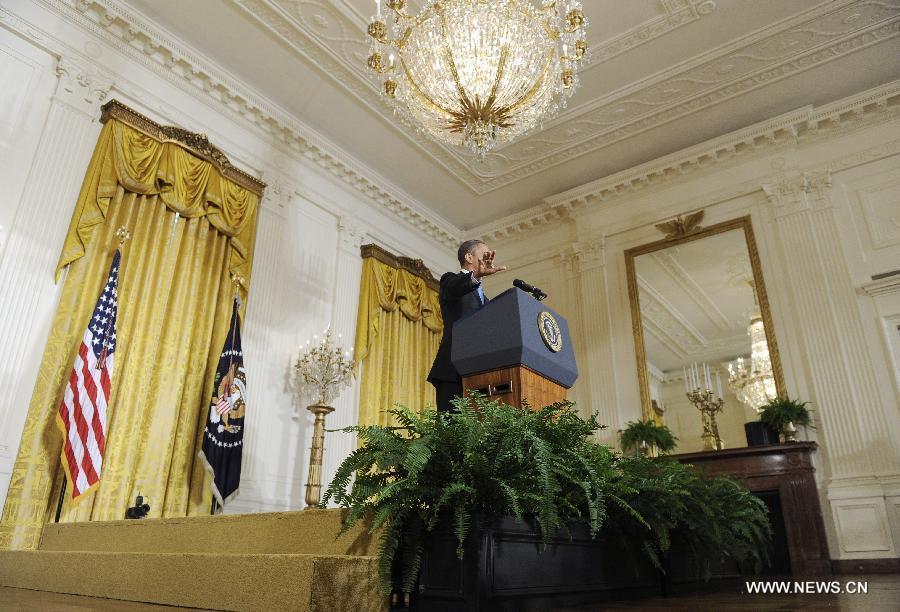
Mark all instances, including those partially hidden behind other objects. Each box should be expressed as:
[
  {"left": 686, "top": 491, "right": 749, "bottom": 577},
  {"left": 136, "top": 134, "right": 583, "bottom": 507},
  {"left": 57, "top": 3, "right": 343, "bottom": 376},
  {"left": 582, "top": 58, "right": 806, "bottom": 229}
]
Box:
[
  {"left": 513, "top": 278, "right": 535, "bottom": 293},
  {"left": 513, "top": 279, "right": 548, "bottom": 301}
]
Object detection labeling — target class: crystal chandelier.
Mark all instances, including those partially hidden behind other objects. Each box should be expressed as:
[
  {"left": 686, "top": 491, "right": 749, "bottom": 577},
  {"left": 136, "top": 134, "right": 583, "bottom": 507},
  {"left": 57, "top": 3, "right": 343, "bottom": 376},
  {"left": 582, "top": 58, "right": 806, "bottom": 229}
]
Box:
[
  {"left": 727, "top": 314, "right": 777, "bottom": 412},
  {"left": 366, "top": 0, "right": 589, "bottom": 159}
]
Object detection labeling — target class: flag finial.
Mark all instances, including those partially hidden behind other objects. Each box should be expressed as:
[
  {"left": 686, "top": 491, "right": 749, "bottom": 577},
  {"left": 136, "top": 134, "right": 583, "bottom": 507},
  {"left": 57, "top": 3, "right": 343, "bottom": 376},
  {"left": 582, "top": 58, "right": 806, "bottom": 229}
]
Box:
[{"left": 116, "top": 226, "right": 131, "bottom": 246}]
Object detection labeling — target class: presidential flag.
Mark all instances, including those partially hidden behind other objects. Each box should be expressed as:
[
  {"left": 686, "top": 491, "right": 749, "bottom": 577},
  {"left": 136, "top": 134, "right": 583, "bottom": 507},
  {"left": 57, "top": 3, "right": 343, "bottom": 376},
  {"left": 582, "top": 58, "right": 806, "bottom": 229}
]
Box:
[
  {"left": 200, "top": 298, "right": 246, "bottom": 508},
  {"left": 57, "top": 250, "right": 120, "bottom": 499}
]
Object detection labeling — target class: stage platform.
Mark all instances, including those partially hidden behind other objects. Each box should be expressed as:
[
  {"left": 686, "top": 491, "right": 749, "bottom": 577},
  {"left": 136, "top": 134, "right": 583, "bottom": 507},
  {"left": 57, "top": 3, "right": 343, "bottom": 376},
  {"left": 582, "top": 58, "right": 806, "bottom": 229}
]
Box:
[{"left": 0, "top": 509, "right": 385, "bottom": 611}]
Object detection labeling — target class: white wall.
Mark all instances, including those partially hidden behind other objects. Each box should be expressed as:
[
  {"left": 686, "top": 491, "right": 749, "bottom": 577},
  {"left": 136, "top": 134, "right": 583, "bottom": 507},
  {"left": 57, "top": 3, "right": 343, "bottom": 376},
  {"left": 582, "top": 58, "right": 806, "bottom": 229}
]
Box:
[
  {"left": 0, "top": 0, "right": 456, "bottom": 515},
  {"left": 481, "top": 84, "right": 900, "bottom": 562}
]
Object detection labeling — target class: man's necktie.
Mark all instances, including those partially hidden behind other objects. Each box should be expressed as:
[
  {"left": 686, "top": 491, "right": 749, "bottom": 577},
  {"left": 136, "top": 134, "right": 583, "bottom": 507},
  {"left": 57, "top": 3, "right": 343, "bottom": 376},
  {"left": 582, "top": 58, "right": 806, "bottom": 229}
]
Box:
[{"left": 476, "top": 285, "right": 486, "bottom": 305}]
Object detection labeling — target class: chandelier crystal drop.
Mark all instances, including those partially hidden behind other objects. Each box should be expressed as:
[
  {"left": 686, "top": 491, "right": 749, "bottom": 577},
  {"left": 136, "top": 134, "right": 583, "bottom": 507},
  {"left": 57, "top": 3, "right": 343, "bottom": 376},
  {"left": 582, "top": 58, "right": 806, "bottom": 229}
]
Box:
[{"left": 366, "top": 0, "right": 589, "bottom": 159}]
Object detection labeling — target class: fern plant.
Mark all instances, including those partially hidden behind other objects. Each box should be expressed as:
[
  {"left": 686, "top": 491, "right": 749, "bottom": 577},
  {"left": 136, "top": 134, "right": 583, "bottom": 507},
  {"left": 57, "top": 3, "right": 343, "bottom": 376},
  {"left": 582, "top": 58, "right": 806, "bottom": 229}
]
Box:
[
  {"left": 609, "top": 455, "right": 771, "bottom": 579},
  {"left": 323, "top": 395, "right": 770, "bottom": 594},
  {"left": 759, "top": 397, "right": 813, "bottom": 431},
  {"left": 619, "top": 419, "right": 678, "bottom": 455}
]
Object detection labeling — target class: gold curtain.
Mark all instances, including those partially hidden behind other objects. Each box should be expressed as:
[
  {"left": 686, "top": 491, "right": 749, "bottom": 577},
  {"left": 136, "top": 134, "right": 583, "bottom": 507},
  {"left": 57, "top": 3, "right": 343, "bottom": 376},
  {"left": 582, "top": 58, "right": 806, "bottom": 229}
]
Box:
[
  {"left": 0, "top": 112, "right": 261, "bottom": 549},
  {"left": 354, "top": 256, "right": 442, "bottom": 427}
]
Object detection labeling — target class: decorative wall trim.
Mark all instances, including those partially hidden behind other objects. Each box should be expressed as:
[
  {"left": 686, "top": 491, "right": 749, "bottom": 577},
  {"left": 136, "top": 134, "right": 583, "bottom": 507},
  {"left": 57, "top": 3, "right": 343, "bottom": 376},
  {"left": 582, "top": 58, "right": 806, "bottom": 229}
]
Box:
[
  {"left": 857, "top": 274, "right": 900, "bottom": 297},
  {"left": 53, "top": 56, "right": 113, "bottom": 115},
  {"left": 360, "top": 243, "right": 439, "bottom": 291},
  {"left": 16, "top": 0, "right": 460, "bottom": 248},
  {"left": 101, "top": 99, "right": 266, "bottom": 195},
  {"left": 477, "top": 81, "right": 900, "bottom": 241}
]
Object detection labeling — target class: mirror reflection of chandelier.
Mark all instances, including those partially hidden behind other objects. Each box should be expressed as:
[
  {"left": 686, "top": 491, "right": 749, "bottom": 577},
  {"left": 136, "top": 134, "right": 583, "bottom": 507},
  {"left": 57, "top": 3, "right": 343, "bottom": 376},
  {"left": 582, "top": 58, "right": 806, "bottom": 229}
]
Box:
[
  {"left": 727, "top": 312, "right": 777, "bottom": 412},
  {"left": 366, "top": 0, "right": 589, "bottom": 159}
]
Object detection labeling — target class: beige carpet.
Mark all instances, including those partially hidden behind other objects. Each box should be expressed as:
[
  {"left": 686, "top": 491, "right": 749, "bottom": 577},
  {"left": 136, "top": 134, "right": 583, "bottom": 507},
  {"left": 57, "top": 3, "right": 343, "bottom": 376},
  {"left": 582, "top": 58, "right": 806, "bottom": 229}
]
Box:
[{"left": 0, "top": 509, "right": 386, "bottom": 612}]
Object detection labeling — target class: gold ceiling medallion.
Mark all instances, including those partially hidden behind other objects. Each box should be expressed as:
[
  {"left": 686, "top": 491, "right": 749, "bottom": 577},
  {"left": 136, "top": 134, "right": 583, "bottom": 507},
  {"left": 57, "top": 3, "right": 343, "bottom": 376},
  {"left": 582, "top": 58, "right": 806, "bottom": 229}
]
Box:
[
  {"left": 366, "top": 1, "right": 589, "bottom": 160},
  {"left": 654, "top": 210, "right": 705, "bottom": 239}
]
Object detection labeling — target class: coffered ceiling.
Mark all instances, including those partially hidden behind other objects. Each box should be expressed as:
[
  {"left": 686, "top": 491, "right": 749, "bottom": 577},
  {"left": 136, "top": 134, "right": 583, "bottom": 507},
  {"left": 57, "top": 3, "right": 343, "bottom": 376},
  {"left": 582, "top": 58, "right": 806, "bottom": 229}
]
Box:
[{"left": 123, "top": 0, "right": 900, "bottom": 229}]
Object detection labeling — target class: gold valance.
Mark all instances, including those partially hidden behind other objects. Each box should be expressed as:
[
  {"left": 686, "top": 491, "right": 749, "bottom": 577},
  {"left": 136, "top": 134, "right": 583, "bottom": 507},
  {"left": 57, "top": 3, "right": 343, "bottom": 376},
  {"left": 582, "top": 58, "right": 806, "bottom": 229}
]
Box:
[
  {"left": 55, "top": 100, "right": 265, "bottom": 300},
  {"left": 354, "top": 248, "right": 443, "bottom": 364}
]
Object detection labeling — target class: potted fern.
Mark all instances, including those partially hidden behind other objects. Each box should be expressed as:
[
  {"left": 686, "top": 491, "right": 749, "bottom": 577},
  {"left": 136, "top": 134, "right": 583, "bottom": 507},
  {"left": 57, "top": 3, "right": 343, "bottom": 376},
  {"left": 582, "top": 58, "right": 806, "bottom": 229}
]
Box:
[
  {"left": 323, "top": 395, "right": 770, "bottom": 610},
  {"left": 619, "top": 419, "right": 677, "bottom": 457},
  {"left": 759, "top": 397, "right": 813, "bottom": 442}
]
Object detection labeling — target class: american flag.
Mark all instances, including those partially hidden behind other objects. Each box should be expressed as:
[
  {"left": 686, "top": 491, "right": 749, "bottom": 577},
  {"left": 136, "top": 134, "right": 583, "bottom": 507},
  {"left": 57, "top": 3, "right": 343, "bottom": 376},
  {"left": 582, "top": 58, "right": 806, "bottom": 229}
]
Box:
[{"left": 57, "top": 250, "right": 120, "bottom": 499}]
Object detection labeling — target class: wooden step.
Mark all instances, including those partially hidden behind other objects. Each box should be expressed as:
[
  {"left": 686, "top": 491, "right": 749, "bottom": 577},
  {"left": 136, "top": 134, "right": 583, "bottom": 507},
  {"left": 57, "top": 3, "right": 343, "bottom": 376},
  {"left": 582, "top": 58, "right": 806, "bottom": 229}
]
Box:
[
  {"left": 0, "top": 549, "right": 385, "bottom": 612},
  {"left": 39, "top": 508, "right": 377, "bottom": 556}
]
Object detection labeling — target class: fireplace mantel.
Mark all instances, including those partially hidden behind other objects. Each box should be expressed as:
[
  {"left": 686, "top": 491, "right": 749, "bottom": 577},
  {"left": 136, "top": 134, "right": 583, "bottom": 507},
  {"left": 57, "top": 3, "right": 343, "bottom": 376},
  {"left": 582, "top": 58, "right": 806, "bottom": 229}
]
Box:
[{"left": 673, "top": 442, "right": 832, "bottom": 576}]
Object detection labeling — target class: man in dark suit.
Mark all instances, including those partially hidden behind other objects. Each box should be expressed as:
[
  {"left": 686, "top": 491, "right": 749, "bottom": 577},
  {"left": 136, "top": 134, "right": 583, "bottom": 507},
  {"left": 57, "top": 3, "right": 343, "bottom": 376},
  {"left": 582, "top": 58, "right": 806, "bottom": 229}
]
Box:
[{"left": 428, "top": 240, "right": 506, "bottom": 412}]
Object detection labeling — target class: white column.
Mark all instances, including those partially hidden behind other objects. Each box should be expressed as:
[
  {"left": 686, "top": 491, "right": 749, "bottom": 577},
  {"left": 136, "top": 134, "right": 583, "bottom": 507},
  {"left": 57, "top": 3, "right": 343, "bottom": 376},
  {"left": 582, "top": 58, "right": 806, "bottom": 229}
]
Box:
[
  {"left": 0, "top": 56, "right": 112, "bottom": 512},
  {"left": 764, "top": 172, "right": 900, "bottom": 559},
  {"left": 320, "top": 216, "right": 366, "bottom": 505}
]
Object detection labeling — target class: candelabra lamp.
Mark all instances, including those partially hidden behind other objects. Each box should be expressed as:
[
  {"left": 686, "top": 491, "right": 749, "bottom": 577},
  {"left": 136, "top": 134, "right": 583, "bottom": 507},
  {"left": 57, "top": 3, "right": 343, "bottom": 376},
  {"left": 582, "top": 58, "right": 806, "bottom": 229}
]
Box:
[
  {"left": 294, "top": 328, "right": 355, "bottom": 508},
  {"left": 684, "top": 362, "right": 726, "bottom": 451}
]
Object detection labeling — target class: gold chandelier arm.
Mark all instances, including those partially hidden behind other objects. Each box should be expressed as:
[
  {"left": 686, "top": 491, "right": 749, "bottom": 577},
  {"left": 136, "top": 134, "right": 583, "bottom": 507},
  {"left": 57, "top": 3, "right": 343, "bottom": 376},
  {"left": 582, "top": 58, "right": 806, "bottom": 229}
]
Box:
[
  {"left": 399, "top": 56, "right": 456, "bottom": 117},
  {"left": 486, "top": 44, "right": 510, "bottom": 109},
  {"left": 438, "top": 10, "right": 472, "bottom": 109},
  {"left": 504, "top": 52, "right": 553, "bottom": 114}
]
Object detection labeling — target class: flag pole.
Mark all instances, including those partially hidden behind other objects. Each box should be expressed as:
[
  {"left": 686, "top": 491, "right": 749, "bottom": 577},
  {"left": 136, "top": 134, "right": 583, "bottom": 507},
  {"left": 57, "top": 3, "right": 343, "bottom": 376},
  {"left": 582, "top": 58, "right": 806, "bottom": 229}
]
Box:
[{"left": 54, "top": 480, "right": 66, "bottom": 523}]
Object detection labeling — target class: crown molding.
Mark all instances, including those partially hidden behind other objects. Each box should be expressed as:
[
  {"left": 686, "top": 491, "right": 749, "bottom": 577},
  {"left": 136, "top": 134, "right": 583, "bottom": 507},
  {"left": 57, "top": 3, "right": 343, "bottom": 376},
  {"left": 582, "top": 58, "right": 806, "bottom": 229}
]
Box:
[
  {"left": 19, "top": 0, "right": 460, "bottom": 248},
  {"left": 475, "top": 80, "right": 900, "bottom": 241}
]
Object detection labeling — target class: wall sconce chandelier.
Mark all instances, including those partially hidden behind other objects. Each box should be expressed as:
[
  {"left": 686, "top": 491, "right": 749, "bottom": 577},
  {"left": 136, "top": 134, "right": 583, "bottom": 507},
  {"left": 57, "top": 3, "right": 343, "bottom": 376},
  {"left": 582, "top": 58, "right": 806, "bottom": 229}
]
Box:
[{"left": 366, "top": 0, "right": 589, "bottom": 159}]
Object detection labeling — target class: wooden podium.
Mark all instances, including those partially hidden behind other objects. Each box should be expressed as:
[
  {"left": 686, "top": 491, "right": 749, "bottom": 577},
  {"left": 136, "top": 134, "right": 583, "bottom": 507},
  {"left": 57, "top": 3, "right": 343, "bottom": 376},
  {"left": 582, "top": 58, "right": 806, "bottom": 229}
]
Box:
[{"left": 451, "top": 288, "right": 578, "bottom": 409}]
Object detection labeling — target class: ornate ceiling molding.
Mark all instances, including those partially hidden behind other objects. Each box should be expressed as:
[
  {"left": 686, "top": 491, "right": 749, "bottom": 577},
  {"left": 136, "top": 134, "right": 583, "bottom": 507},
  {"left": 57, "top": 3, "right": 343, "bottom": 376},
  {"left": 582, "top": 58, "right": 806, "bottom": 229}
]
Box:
[
  {"left": 581, "top": 0, "right": 717, "bottom": 70},
  {"left": 236, "top": 0, "right": 719, "bottom": 191},
  {"left": 26, "top": 0, "right": 460, "bottom": 248},
  {"left": 478, "top": 1, "right": 900, "bottom": 191},
  {"left": 239, "top": 0, "right": 898, "bottom": 194},
  {"left": 477, "top": 80, "right": 900, "bottom": 241}
]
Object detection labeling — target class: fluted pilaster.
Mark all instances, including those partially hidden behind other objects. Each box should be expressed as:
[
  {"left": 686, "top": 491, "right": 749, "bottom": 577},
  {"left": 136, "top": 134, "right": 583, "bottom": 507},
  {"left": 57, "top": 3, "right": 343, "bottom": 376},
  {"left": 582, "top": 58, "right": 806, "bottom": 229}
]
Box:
[
  {"left": 764, "top": 173, "right": 898, "bottom": 478},
  {"left": 320, "top": 216, "right": 366, "bottom": 504},
  {"left": 0, "top": 56, "right": 112, "bottom": 542},
  {"left": 569, "top": 239, "right": 618, "bottom": 445}
]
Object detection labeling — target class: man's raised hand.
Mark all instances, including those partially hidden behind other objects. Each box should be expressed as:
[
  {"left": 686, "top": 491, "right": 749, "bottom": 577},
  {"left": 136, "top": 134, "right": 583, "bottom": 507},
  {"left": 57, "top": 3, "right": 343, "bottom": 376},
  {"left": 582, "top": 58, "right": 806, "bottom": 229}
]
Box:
[{"left": 475, "top": 250, "right": 508, "bottom": 278}]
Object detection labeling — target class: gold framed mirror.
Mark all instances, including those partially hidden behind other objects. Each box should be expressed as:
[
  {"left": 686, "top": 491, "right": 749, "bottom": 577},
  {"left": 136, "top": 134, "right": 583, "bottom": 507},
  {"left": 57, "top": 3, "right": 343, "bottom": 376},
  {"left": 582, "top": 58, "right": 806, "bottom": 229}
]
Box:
[{"left": 625, "top": 215, "right": 785, "bottom": 451}]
